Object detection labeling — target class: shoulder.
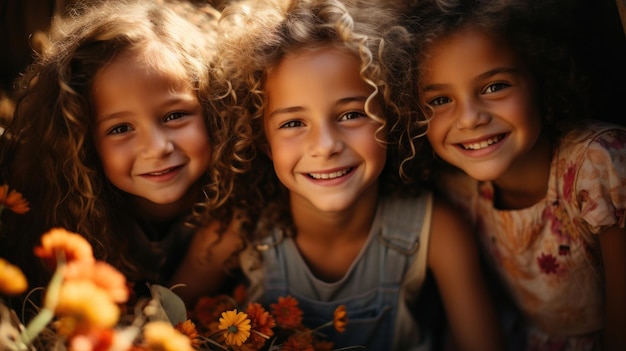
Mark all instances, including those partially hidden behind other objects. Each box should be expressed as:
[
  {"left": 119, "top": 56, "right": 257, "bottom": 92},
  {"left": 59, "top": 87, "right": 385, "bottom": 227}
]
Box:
[
  {"left": 558, "top": 120, "right": 626, "bottom": 155},
  {"left": 556, "top": 121, "right": 626, "bottom": 231},
  {"left": 428, "top": 196, "right": 477, "bottom": 259}
]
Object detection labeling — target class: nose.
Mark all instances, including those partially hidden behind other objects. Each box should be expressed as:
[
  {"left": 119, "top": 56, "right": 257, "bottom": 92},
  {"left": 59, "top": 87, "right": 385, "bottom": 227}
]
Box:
[
  {"left": 455, "top": 99, "right": 491, "bottom": 130},
  {"left": 308, "top": 122, "right": 343, "bottom": 158},
  {"left": 139, "top": 126, "right": 174, "bottom": 159}
]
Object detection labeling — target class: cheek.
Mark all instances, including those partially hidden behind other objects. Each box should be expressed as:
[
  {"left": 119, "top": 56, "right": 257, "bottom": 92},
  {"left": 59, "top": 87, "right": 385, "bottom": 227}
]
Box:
[{"left": 426, "top": 124, "right": 444, "bottom": 147}]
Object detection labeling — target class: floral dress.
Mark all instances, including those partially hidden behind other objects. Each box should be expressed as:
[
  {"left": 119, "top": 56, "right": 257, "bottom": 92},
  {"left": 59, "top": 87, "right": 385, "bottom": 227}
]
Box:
[{"left": 438, "top": 121, "right": 626, "bottom": 351}]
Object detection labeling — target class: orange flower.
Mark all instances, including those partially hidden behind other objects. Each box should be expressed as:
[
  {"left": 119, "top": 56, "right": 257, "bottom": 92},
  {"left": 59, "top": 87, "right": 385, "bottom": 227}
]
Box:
[
  {"left": 282, "top": 332, "right": 314, "bottom": 351},
  {"left": 64, "top": 261, "right": 129, "bottom": 303},
  {"left": 218, "top": 310, "right": 251, "bottom": 346},
  {"left": 193, "top": 294, "right": 236, "bottom": 327},
  {"left": 245, "top": 302, "right": 275, "bottom": 345},
  {"left": 34, "top": 228, "right": 94, "bottom": 269},
  {"left": 175, "top": 320, "right": 200, "bottom": 348},
  {"left": 333, "top": 305, "right": 348, "bottom": 333},
  {"left": 143, "top": 321, "right": 194, "bottom": 351},
  {"left": 0, "top": 257, "right": 28, "bottom": 295},
  {"left": 270, "top": 295, "right": 303, "bottom": 329},
  {"left": 0, "top": 184, "right": 30, "bottom": 214}
]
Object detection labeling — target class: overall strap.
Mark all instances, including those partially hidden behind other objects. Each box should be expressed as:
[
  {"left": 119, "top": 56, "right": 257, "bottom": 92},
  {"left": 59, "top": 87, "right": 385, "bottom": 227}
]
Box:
[
  {"left": 258, "top": 229, "right": 289, "bottom": 300},
  {"left": 378, "top": 192, "right": 432, "bottom": 287}
]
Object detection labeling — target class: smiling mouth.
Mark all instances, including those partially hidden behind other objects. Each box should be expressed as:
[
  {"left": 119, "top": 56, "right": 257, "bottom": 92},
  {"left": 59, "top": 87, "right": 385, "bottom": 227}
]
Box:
[
  {"left": 460, "top": 134, "right": 505, "bottom": 150},
  {"left": 308, "top": 168, "right": 352, "bottom": 180},
  {"left": 146, "top": 166, "right": 180, "bottom": 176}
]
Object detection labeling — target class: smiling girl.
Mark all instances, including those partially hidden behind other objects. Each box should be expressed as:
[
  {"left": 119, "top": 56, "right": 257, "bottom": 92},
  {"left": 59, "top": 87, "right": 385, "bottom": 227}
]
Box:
[
  {"left": 191, "top": 0, "right": 507, "bottom": 349},
  {"left": 0, "top": 0, "right": 240, "bottom": 306},
  {"left": 410, "top": 0, "right": 626, "bottom": 350}
]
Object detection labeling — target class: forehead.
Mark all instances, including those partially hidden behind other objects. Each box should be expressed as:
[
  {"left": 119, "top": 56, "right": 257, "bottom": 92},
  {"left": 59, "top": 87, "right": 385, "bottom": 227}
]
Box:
[
  {"left": 423, "top": 27, "right": 516, "bottom": 70},
  {"left": 264, "top": 46, "right": 371, "bottom": 101}
]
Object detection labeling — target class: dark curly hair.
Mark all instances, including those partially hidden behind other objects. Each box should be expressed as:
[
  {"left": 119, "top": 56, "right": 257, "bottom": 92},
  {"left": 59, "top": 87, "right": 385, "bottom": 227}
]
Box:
[
  {"left": 209, "top": 0, "right": 430, "bottom": 245},
  {"left": 0, "top": 0, "right": 227, "bottom": 289}
]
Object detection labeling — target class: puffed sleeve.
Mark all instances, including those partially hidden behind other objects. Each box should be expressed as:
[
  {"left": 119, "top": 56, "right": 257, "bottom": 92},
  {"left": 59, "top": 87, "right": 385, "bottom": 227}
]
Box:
[{"left": 575, "top": 128, "right": 626, "bottom": 233}]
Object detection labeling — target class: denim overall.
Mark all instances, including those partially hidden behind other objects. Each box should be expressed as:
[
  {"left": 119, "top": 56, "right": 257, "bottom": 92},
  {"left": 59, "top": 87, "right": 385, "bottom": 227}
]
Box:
[{"left": 256, "top": 193, "right": 432, "bottom": 350}]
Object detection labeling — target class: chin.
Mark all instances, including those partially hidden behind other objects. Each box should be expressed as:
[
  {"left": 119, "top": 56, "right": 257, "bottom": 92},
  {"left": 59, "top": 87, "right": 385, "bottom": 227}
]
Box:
[{"left": 462, "top": 168, "right": 503, "bottom": 182}]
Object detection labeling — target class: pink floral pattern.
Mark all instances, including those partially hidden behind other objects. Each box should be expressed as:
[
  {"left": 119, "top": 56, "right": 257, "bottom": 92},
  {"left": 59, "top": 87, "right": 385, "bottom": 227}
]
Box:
[{"left": 438, "top": 122, "right": 626, "bottom": 351}]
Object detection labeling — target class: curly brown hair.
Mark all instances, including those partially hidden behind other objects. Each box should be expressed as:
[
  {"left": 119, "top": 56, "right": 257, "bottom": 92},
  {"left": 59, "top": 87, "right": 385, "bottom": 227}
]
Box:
[
  {"left": 0, "top": 0, "right": 227, "bottom": 288},
  {"left": 209, "top": 0, "right": 431, "bottom": 244}
]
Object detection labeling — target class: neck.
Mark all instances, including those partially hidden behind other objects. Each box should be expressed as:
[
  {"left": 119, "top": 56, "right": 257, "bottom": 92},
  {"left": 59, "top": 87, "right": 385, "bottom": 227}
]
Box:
[
  {"left": 131, "top": 183, "right": 202, "bottom": 222},
  {"left": 290, "top": 184, "right": 379, "bottom": 242},
  {"left": 492, "top": 133, "right": 553, "bottom": 209}
]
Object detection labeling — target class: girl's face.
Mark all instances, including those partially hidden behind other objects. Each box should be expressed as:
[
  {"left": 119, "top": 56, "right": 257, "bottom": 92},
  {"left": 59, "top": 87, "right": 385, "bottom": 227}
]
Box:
[
  {"left": 419, "top": 27, "right": 543, "bottom": 182},
  {"left": 92, "top": 51, "right": 211, "bottom": 208},
  {"left": 263, "top": 46, "right": 386, "bottom": 213}
]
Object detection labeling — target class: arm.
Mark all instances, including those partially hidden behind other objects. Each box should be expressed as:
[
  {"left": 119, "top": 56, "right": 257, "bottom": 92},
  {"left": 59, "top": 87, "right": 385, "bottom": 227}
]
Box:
[
  {"left": 599, "top": 225, "right": 626, "bottom": 351},
  {"left": 427, "top": 197, "right": 506, "bottom": 351},
  {"left": 169, "top": 214, "right": 244, "bottom": 308}
]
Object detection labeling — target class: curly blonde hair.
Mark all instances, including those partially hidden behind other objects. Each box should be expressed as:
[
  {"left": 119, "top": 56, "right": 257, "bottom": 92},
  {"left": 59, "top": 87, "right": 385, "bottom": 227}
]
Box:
[
  {"left": 0, "top": 0, "right": 225, "bottom": 286},
  {"left": 210, "top": 0, "right": 430, "bottom": 242}
]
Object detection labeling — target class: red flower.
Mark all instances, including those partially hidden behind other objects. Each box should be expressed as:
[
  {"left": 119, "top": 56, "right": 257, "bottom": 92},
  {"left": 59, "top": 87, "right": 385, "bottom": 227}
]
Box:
[
  {"left": 271, "top": 295, "right": 303, "bottom": 329},
  {"left": 281, "top": 332, "right": 314, "bottom": 351},
  {"left": 193, "top": 294, "right": 237, "bottom": 327},
  {"left": 245, "top": 302, "right": 275, "bottom": 345}
]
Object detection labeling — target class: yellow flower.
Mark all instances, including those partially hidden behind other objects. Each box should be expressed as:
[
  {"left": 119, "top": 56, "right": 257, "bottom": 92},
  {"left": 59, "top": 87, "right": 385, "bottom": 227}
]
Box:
[
  {"left": 333, "top": 305, "right": 348, "bottom": 333},
  {"left": 0, "top": 184, "right": 30, "bottom": 214},
  {"left": 55, "top": 280, "right": 120, "bottom": 332},
  {"left": 0, "top": 257, "right": 27, "bottom": 295},
  {"left": 143, "top": 321, "right": 194, "bottom": 351},
  {"left": 218, "top": 310, "right": 251, "bottom": 346}
]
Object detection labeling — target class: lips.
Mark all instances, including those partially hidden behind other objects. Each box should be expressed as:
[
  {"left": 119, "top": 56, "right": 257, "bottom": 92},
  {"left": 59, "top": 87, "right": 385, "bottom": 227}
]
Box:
[
  {"left": 142, "top": 165, "right": 182, "bottom": 176},
  {"left": 460, "top": 134, "right": 505, "bottom": 150},
  {"left": 308, "top": 167, "right": 352, "bottom": 180}
]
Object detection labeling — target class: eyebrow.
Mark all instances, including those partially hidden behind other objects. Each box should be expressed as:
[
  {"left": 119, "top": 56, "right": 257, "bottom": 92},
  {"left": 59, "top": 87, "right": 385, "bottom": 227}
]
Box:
[
  {"left": 96, "top": 94, "right": 196, "bottom": 123},
  {"left": 266, "top": 95, "right": 369, "bottom": 119},
  {"left": 421, "top": 67, "right": 520, "bottom": 92}
]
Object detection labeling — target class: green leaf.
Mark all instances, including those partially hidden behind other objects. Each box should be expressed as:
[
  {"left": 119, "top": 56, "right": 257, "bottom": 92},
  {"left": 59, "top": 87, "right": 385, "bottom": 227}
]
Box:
[{"left": 147, "top": 284, "right": 187, "bottom": 326}]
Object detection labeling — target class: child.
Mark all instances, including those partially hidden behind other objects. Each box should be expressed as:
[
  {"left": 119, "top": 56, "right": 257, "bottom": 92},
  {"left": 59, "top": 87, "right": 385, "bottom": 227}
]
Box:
[
  {"left": 410, "top": 0, "right": 626, "bottom": 350},
  {"left": 198, "top": 0, "right": 507, "bottom": 349},
  {"left": 0, "top": 0, "right": 239, "bottom": 306}
]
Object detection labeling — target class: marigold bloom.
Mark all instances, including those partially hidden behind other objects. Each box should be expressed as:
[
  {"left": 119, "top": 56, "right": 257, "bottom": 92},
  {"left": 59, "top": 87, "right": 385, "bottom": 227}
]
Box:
[
  {"left": 175, "top": 320, "right": 200, "bottom": 348},
  {"left": 282, "top": 332, "right": 314, "bottom": 351},
  {"left": 245, "top": 302, "right": 275, "bottom": 345},
  {"left": 0, "top": 258, "right": 28, "bottom": 295},
  {"left": 193, "top": 294, "right": 236, "bottom": 327},
  {"left": 218, "top": 310, "right": 251, "bottom": 346},
  {"left": 55, "top": 280, "right": 120, "bottom": 331},
  {"left": 34, "top": 228, "right": 95, "bottom": 269},
  {"left": 270, "top": 295, "right": 303, "bottom": 328},
  {"left": 333, "top": 305, "right": 348, "bottom": 333},
  {"left": 0, "top": 184, "right": 30, "bottom": 214},
  {"left": 64, "top": 261, "right": 129, "bottom": 303},
  {"left": 143, "top": 321, "right": 194, "bottom": 351}
]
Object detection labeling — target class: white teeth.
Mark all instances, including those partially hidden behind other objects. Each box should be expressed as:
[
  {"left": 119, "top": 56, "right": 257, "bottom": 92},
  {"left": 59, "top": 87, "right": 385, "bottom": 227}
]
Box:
[
  {"left": 149, "top": 169, "right": 173, "bottom": 176},
  {"left": 309, "top": 168, "right": 349, "bottom": 180},
  {"left": 462, "top": 135, "right": 504, "bottom": 150}
]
